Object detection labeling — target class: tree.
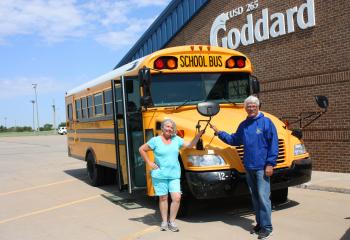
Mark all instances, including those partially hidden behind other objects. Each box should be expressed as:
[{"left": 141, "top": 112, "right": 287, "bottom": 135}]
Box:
[
  {"left": 40, "top": 123, "right": 53, "bottom": 131},
  {"left": 58, "top": 122, "right": 66, "bottom": 128},
  {"left": 0, "top": 125, "right": 7, "bottom": 132}
]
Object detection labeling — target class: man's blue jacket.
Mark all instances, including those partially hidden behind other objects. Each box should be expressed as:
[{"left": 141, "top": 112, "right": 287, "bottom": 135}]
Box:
[{"left": 217, "top": 112, "right": 279, "bottom": 170}]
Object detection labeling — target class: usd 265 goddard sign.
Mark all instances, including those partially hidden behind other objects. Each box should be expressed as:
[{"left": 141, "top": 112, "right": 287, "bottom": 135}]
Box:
[{"left": 210, "top": 0, "right": 316, "bottom": 49}]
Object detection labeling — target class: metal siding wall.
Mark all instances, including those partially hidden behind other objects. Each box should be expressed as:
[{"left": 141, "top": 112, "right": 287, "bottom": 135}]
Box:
[
  {"left": 156, "top": 28, "right": 161, "bottom": 49},
  {"left": 183, "top": 0, "right": 189, "bottom": 22},
  {"left": 115, "top": 0, "right": 208, "bottom": 68},
  {"left": 177, "top": 4, "right": 183, "bottom": 27},
  {"left": 172, "top": 11, "right": 177, "bottom": 35},
  {"left": 152, "top": 33, "right": 157, "bottom": 52},
  {"left": 162, "top": 22, "right": 167, "bottom": 45},
  {"left": 148, "top": 38, "right": 152, "bottom": 53},
  {"left": 167, "top": 16, "right": 172, "bottom": 40},
  {"left": 189, "top": 0, "right": 195, "bottom": 14}
]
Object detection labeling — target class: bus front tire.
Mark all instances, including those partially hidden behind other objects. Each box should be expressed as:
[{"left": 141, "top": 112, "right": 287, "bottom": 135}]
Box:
[
  {"left": 86, "top": 152, "right": 103, "bottom": 187},
  {"left": 271, "top": 187, "right": 288, "bottom": 204}
]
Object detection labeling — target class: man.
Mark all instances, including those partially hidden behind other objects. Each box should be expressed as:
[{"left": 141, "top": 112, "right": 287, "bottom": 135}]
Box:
[{"left": 210, "top": 95, "right": 278, "bottom": 240}]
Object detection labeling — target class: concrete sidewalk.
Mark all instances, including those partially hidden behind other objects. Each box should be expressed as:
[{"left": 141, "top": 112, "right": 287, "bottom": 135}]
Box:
[{"left": 295, "top": 171, "right": 350, "bottom": 194}]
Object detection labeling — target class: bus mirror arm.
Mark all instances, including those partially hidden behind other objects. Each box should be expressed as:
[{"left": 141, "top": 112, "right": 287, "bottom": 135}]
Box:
[
  {"left": 195, "top": 117, "right": 213, "bottom": 150},
  {"left": 138, "top": 67, "right": 151, "bottom": 87},
  {"left": 195, "top": 101, "right": 220, "bottom": 150},
  {"left": 280, "top": 95, "right": 329, "bottom": 138}
]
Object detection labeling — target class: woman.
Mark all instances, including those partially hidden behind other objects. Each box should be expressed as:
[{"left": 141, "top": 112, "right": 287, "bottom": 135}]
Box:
[{"left": 139, "top": 118, "right": 203, "bottom": 232}]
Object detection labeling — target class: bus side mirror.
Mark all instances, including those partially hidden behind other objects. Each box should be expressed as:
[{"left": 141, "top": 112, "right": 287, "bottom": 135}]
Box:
[
  {"left": 315, "top": 95, "right": 328, "bottom": 110},
  {"left": 138, "top": 67, "right": 151, "bottom": 87},
  {"left": 250, "top": 76, "right": 260, "bottom": 94},
  {"left": 197, "top": 102, "right": 220, "bottom": 117}
]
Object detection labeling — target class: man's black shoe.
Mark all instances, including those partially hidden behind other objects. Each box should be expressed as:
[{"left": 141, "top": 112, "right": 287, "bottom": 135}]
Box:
[
  {"left": 250, "top": 224, "right": 261, "bottom": 234},
  {"left": 258, "top": 229, "right": 273, "bottom": 239}
]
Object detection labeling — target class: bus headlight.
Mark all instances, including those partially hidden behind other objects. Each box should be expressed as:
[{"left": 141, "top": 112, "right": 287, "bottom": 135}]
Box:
[
  {"left": 187, "top": 155, "right": 225, "bottom": 167},
  {"left": 294, "top": 144, "right": 306, "bottom": 155}
]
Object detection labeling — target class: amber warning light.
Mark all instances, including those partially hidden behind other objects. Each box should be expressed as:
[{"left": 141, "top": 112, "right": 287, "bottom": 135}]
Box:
[
  {"left": 225, "top": 56, "right": 246, "bottom": 68},
  {"left": 154, "top": 57, "right": 178, "bottom": 70}
]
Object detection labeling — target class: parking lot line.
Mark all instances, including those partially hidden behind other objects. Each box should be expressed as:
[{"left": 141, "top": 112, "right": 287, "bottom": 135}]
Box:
[
  {"left": 121, "top": 226, "right": 159, "bottom": 240},
  {"left": 0, "top": 195, "right": 100, "bottom": 224},
  {"left": 0, "top": 179, "right": 76, "bottom": 196}
]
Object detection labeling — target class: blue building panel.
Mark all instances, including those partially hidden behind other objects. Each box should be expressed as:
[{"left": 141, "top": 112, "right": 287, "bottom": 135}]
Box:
[{"left": 115, "top": 0, "right": 209, "bottom": 68}]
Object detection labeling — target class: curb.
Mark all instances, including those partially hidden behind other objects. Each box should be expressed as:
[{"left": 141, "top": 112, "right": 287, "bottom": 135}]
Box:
[{"left": 294, "top": 184, "right": 350, "bottom": 194}]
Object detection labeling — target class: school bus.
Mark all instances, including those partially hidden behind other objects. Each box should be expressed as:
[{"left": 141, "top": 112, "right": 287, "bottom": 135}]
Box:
[{"left": 65, "top": 45, "right": 327, "bottom": 207}]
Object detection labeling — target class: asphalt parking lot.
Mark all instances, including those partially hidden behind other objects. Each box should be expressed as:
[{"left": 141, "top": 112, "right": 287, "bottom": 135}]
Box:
[{"left": 0, "top": 135, "right": 349, "bottom": 240}]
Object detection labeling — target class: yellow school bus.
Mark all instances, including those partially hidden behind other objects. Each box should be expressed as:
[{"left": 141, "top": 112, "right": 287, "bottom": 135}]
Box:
[{"left": 65, "top": 45, "right": 326, "bottom": 208}]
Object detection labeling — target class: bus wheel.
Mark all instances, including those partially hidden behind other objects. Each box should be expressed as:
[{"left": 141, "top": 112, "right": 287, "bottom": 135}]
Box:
[
  {"left": 271, "top": 187, "right": 288, "bottom": 204},
  {"left": 86, "top": 152, "right": 102, "bottom": 187},
  {"left": 177, "top": 198, "right": 189, "bottom": 218}
]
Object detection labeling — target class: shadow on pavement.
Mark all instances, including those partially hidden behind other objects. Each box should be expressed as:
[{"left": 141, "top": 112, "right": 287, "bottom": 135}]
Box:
[
  {"left": 64, "top": 167, "right": 300, "bottom": 231},
  {"left": 64, "top": 168, "right": 88, "bottom": 182},
  {"left": 126, "top": 196, "right": 300, "bottom": 232},
  {"left": 340, "top": 227, "right": 350, "bottom": 240}
]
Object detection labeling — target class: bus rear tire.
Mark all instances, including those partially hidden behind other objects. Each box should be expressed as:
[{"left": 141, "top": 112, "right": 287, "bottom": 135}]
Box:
[
  {"left": 86, "top": 152, "right": 103, "bottom": 187},
  {"left": 271, "top": 187, "right": 288, "bottom": 204}
]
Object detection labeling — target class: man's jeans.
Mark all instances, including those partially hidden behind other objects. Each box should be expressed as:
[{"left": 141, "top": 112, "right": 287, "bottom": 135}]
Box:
[{"left": 245, "top": 169, "right": 273, "bottom": 232}]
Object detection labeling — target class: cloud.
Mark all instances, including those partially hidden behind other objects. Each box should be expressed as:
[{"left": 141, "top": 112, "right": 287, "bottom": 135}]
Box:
[
  {"left": 0, "top": 0, "right": 85, "bottom": 43},
  {"left": 0, "top": 0, "right": 170, "bottom": 46},
  {"left": 0, "top": 76, "right": 72, "bottom": 99},
  {"left": 95, "top": 17, "right": 156, "bottom": 49}
]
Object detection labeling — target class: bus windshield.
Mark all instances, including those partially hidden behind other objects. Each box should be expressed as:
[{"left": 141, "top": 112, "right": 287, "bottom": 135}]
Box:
[{"left": 150, "top": 72, "right": 250, "bottom": 106}]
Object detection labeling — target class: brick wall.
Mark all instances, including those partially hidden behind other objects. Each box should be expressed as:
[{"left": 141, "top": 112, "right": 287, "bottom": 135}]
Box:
[{"left": 167, "top": 0, "right": 350, "bottom": 172}]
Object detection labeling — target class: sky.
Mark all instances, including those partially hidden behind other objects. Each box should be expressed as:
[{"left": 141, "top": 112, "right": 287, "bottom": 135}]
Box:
[{"left": 0, "top": 0, "right": 171, "bottom": 128}]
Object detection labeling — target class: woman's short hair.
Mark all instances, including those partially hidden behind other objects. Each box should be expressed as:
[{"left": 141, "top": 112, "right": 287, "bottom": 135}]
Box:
[
  {"left": 161, "top": 118, "right": 177, "bottom": 136},
  {"left": 244, "top": 95, "right": 260, "bottom": 108}
]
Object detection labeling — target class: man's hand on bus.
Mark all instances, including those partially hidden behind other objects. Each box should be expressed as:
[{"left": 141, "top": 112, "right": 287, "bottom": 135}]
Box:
[{"left": 265, "top": 165, "right": 274, "bottom": 177}]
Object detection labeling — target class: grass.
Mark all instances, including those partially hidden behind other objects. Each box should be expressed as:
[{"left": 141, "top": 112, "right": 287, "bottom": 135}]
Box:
[{"left": 0, "top": 130, "right": 58, "bottom": 137}]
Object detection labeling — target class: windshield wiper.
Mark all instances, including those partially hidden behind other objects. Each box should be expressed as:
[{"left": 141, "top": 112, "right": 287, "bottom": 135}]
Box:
[
  {"left": 223, "top": 98, "right": 238, "bottom": 105},
  {"left": 175, "top": 99, "right": 191, "bottom": 110}
]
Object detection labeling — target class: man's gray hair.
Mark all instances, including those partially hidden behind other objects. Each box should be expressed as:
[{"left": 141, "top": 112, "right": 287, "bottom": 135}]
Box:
[
  {"left": 244, "top": 95, "right": 260, "bottom": 108},
  {"left": 161, "top": 118, "right": 177, "bottom": 136}
]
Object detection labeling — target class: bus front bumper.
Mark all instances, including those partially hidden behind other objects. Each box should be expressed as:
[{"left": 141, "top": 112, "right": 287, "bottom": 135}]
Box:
[{"left": 184, "top": 158, "right": 312, "bottom": 200}]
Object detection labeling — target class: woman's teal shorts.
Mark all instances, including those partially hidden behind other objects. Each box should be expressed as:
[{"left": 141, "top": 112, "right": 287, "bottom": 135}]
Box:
[{"left": 152, "top": 178, "right": 181, "bottom": 196}]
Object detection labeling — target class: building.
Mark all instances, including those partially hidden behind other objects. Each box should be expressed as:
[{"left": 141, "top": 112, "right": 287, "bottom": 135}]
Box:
[{"left": 116, "top": 0, "right": 350, "bottom": 173}]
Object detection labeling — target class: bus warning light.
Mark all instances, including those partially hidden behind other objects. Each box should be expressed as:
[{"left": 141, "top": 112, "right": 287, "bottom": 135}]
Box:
[
  {"left": 154, "top": 58, "right": 165, "bottom": 69},
  {"left": 226, "top": 58, "right": 235, "bottom": 68},
  {"left": 236, "top": 58, "right": 245, "bottom": 68},
  {"left": 226, "top": 56, "right": 246, "bottom": 68},
  {"left": 167, "top": 58, "right": 177, "bottom": 69},
  {"left": 154, "top": 57, "right": 178, "bottom": 70}
]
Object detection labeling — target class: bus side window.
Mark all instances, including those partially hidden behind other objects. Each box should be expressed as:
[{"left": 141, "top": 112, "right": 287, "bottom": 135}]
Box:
[
  {"left": 67, "top": 104, "right": 73, "bottom": 121},
  {"left": 104, "top": 89, "right": 113, "bottom": 116},
  {"left": 94, "top": 93, "right": 103, "bottom": 116},
  {"left": 115, "top": 86, "right": 123, "bottom": 115},
  {"left": 81, "top": 97, "right": 87, "bottom": 119},
  {"left": 87, "top": 95, "right": 94, "bottom": 118},
  {"left": 75, "top": 99, "right": 82, "bottom": 120}
]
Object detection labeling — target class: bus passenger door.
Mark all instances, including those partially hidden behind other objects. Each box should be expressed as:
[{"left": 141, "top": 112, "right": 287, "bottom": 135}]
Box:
[{"left": 112, "top": 77, "right": 146, "bottom": 194}]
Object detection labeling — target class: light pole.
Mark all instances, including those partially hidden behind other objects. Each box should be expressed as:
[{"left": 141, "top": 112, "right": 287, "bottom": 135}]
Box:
[
  {"left": 4, "top": 117, "right": 7, "bottom": 128},
  {"left": 52, "top": 99, "right": 56, "bottom": 130},
  {"left": 30, "top": 100, "right": 35, "bottom": 131},
  {"left": 32, "top": 84, "right": 40, "bottom": 131}
]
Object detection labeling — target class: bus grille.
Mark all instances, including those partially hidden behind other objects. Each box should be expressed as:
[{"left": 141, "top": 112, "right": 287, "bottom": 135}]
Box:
[{"left": 235, "top": 139, "right": 285, "bottom": 165}]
